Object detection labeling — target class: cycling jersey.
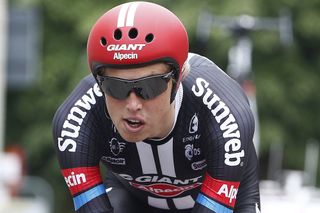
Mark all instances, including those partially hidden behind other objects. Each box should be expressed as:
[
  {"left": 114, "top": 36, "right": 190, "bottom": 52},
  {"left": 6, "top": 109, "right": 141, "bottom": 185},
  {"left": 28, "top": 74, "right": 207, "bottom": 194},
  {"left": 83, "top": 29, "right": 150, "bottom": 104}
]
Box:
[{"left": 52, "top": 53, "right": 261, "bottom": 213}]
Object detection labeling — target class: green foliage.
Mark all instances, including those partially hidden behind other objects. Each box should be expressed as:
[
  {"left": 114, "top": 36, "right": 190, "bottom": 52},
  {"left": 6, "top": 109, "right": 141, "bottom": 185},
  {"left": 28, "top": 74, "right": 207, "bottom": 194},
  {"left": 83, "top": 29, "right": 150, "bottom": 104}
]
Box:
[{"left": 5, "top": 0, "right": 320, "bottom": 212}]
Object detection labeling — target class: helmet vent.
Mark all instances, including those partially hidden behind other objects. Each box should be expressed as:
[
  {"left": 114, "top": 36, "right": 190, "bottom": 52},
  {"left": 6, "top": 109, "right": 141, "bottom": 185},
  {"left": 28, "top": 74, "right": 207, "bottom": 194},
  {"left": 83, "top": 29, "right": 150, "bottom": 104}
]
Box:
[
  {"left": 100, "top": 37, "right": 107, "bottom": 46},
  {"left": 114, "top": 29, "right": 122, "bottom": 40},
  {"left": 128, "top": 28, "right": 138, "bottom": 39},
  {"left": 145, "top": 33, "right": 154, "bottom": 43}
]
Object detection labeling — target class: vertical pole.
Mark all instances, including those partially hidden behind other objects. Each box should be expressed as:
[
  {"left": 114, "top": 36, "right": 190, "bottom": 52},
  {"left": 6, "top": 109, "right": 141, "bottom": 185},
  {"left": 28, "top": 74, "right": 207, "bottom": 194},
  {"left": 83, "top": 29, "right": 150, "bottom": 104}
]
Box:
[
  {"left": 227, "top": 35, "right": 260, "bottom": 154},
  {"left": 267, "top": 141, "right": 283, "bottom": 180},
  {"left": 304, "top": 139, "right": 319, "bottom": 186},
  {"left": 0, "top": 0, "right": 8, "bottom": 152}
]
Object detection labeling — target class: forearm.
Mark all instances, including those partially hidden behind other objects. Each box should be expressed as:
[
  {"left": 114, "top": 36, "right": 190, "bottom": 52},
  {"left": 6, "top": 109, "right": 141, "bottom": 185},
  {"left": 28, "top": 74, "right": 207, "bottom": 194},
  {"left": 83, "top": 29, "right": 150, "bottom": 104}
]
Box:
[{"left": 76, "top": 194, "right": 113, "bottom": 213}]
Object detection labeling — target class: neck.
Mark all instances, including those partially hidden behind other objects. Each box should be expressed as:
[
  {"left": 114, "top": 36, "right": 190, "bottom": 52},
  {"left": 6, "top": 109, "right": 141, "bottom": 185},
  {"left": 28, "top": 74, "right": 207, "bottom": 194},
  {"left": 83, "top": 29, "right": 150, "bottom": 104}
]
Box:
[{"left": 150, "top": 101, "right": 176, "bottom": 141}]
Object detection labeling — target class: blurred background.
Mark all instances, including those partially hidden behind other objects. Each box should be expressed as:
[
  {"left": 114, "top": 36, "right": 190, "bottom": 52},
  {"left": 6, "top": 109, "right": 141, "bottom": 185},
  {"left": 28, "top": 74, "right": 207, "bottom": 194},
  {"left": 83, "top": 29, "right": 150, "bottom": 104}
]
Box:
[{"left": 1, "top": 0, "right": 319, "bottom": 212}]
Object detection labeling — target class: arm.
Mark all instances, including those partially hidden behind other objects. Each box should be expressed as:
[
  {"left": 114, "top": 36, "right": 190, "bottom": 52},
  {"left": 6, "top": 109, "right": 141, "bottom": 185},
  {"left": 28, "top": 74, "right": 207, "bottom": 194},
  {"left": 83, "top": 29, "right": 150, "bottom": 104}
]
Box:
[
  {"left": 185, "top": 54, "right": 260, "bottom": 213},
  {"left": 193, "top": 174, "right": 240, "bottom": 213},
  {"left": 191, "top": 79, "right": 260, "bottom": 212},
  {"left": 52, "top": 77, "right": 114, "bottom": 212},
  {"left": 192, "top": 142, "right": 260, "bottom": 213},
  {"left": 61, "top": 166, "right": 113, "bottom": 213}
]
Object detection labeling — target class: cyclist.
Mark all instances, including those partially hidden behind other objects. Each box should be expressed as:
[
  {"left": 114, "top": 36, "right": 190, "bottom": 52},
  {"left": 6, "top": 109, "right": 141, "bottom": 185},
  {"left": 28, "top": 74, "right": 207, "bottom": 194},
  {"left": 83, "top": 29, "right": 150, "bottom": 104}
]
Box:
[{"left": 52, "top": 1, "right": 261, "bottom": 212}]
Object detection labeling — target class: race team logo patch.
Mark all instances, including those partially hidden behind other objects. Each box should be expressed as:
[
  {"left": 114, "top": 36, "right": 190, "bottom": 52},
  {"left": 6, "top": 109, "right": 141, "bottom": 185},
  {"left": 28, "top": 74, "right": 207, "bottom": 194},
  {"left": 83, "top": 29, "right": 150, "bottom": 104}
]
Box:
[
  {"left": 189, "top": 113, "right": 199, "bottom": 133},
  {"left": 109, "top": 138, "right": 126, "bottom": 156},
  {"left": 61, "top": 166, "right": 102, "bottom": 195},
  {"left": 201, "top": 174, "right": 240, "bottom": 208},
  {"left": 130, "top": 182, "right": 201, "bottom": 197}
]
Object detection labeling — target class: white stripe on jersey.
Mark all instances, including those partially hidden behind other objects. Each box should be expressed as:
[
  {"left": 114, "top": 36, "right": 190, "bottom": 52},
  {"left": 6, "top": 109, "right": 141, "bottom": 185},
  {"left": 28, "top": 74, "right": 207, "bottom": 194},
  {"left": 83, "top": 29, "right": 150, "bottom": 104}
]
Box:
[
  {"left": 117, "top": 2, "right": 140, "bottom": 27},
  {"left": 148, "top": 197, "right": 170, "bottom": 209},
  {"left": 158, "top": 138, "right": 176, "bottom": 177},
  {"left": 174, "top": 84, "right": 183, "bottom": 127},
  {"left": 136, "top": 142, "right": 157, "bottom": 174},
  {"left": 173, "top": 195, "right": 195, "bottom": 209}
]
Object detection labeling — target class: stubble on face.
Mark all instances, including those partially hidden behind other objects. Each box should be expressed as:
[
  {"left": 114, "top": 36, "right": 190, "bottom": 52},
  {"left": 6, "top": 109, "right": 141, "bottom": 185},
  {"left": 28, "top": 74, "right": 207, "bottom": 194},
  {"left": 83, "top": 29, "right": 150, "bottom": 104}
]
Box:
[{"left": 103, "top": 63, "right": 176, "bottom": 142}]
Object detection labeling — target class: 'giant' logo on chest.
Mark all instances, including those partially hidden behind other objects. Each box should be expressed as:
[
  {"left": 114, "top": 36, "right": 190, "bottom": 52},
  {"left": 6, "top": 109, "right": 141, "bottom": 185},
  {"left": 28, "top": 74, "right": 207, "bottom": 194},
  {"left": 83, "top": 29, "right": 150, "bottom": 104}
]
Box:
[{"left": 119, "top": 174, "right": 202, "bottom": 197}]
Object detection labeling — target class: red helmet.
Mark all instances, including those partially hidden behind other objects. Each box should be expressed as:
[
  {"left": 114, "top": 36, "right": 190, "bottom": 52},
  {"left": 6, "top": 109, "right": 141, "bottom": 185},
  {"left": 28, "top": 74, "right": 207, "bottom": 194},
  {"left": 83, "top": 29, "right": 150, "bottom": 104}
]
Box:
[{"left": 87, "top": 1, "right": 189, "bottom": 86}]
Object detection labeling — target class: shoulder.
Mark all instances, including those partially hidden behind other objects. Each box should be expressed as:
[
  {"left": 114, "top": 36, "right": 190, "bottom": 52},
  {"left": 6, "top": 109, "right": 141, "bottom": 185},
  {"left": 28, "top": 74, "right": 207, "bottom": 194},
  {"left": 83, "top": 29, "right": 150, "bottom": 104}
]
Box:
[
  {"left": 183, "top": 53, "right": 249, "bottom": 108},
  {"left": 182, "top": 53, "right": 254, "bottom": 135},
  {"left": 182, "top": 53, "right": 243, "bottom": 98},
  {"left": 52, "top": 75, "right": 105, "bottom": 136},
  {"left": 183, "top": 53, "right": 233, "bottom": 84},
  {"left": 186, "top": 53, "right": 217, "bottom": 68}
]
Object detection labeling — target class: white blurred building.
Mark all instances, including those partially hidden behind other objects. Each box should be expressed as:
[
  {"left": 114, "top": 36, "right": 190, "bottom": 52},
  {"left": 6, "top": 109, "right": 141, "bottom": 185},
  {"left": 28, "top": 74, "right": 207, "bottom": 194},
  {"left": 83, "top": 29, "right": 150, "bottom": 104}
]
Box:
[
  {"left": 0, "top": 152, "right": 52, "bottom": 213},
  {"left": 261, "top": 171, "right": 320, "bottom": 212}
]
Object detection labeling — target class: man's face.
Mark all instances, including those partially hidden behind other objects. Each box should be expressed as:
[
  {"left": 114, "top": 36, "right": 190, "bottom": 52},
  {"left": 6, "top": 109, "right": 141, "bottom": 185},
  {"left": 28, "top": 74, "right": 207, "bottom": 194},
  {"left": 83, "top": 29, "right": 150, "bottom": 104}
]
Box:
[{"left": 101, "top": 63, "right": 175, "bottom": 142}]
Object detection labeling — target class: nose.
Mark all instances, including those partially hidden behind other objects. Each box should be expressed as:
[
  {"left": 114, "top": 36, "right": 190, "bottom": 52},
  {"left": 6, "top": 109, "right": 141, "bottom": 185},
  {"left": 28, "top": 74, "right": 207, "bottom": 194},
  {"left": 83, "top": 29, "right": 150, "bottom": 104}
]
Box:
[{"left": 125, "top": 91, "right": 143, "bottom": 112}]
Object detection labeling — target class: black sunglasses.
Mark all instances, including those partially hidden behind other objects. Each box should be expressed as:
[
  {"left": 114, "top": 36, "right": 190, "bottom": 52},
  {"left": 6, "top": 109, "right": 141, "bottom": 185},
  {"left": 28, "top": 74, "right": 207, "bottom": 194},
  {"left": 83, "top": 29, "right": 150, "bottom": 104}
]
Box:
[{"left": 96, "top": 71, "right": 174, "bottom": 100}]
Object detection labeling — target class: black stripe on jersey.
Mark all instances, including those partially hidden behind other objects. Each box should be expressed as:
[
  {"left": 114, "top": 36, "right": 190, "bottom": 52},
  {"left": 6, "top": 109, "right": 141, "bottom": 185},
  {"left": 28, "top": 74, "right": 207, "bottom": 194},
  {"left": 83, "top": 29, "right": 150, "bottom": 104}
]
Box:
[
  {"left": 72, "top": 182, "right": 104, "bottom": 197},
  {"left": 193, "top": 202, "right": 218, "bottom": 213},
  {"left": 150, "top": 144, "right": 162, "bottom": 175},
  {"left": 167, "top": 199, "right": 178, "bottom": 210}
]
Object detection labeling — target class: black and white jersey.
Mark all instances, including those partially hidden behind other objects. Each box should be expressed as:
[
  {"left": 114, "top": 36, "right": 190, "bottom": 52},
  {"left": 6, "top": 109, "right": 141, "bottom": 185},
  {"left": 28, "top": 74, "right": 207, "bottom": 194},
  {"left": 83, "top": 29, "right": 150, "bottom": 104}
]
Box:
[{"left": 52, "top": 53, "right": 260, "bottom": 213}]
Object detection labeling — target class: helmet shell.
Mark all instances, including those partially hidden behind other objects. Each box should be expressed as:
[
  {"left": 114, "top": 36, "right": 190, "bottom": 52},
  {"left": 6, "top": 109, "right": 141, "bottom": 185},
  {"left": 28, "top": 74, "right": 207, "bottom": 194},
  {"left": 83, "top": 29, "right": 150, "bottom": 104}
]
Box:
[{"left": 87, "top": 1, "right": 189, "bottom": 78}]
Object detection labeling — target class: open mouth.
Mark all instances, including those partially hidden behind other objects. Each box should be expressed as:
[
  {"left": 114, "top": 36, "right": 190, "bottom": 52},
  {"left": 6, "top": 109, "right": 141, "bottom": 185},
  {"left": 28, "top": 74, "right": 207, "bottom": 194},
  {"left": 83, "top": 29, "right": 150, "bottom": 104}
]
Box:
[{"left": 125, "top": 119, "right": 144, "bottom": 128}]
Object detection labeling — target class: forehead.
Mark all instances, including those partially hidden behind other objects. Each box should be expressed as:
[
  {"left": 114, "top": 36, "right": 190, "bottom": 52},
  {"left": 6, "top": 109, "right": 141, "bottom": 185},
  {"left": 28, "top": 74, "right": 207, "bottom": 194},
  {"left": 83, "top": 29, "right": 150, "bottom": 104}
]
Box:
[{"left": 101, "top": 63, "right": 171, "bottom": 79}]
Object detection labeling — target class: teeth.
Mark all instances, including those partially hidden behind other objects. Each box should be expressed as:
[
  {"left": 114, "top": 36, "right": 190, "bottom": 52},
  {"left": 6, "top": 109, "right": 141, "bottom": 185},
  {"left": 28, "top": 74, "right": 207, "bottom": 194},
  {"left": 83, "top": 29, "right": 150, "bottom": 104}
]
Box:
[{"left": 127, "top": 119, "right": 141, "bottom": 125}]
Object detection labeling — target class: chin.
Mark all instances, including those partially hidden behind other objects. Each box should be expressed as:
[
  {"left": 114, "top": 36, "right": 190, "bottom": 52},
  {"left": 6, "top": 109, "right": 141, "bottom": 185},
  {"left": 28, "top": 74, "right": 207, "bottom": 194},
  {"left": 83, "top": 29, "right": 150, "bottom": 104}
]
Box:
[{"left": 120, "top": 133, "right": 146, "bottom": 143}]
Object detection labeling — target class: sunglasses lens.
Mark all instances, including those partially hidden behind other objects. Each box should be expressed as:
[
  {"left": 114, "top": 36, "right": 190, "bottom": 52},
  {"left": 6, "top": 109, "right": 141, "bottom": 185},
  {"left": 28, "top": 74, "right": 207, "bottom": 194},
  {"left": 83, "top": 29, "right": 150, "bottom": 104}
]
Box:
[
  {"left": 100, "top": 79, "right": 131, "bottom": 100},
  {"left": 136, "top": 77, "right": 168, "bottom": 99},
  {"left": 97, "top": 71, "right": 172, "bottom": 100}
]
